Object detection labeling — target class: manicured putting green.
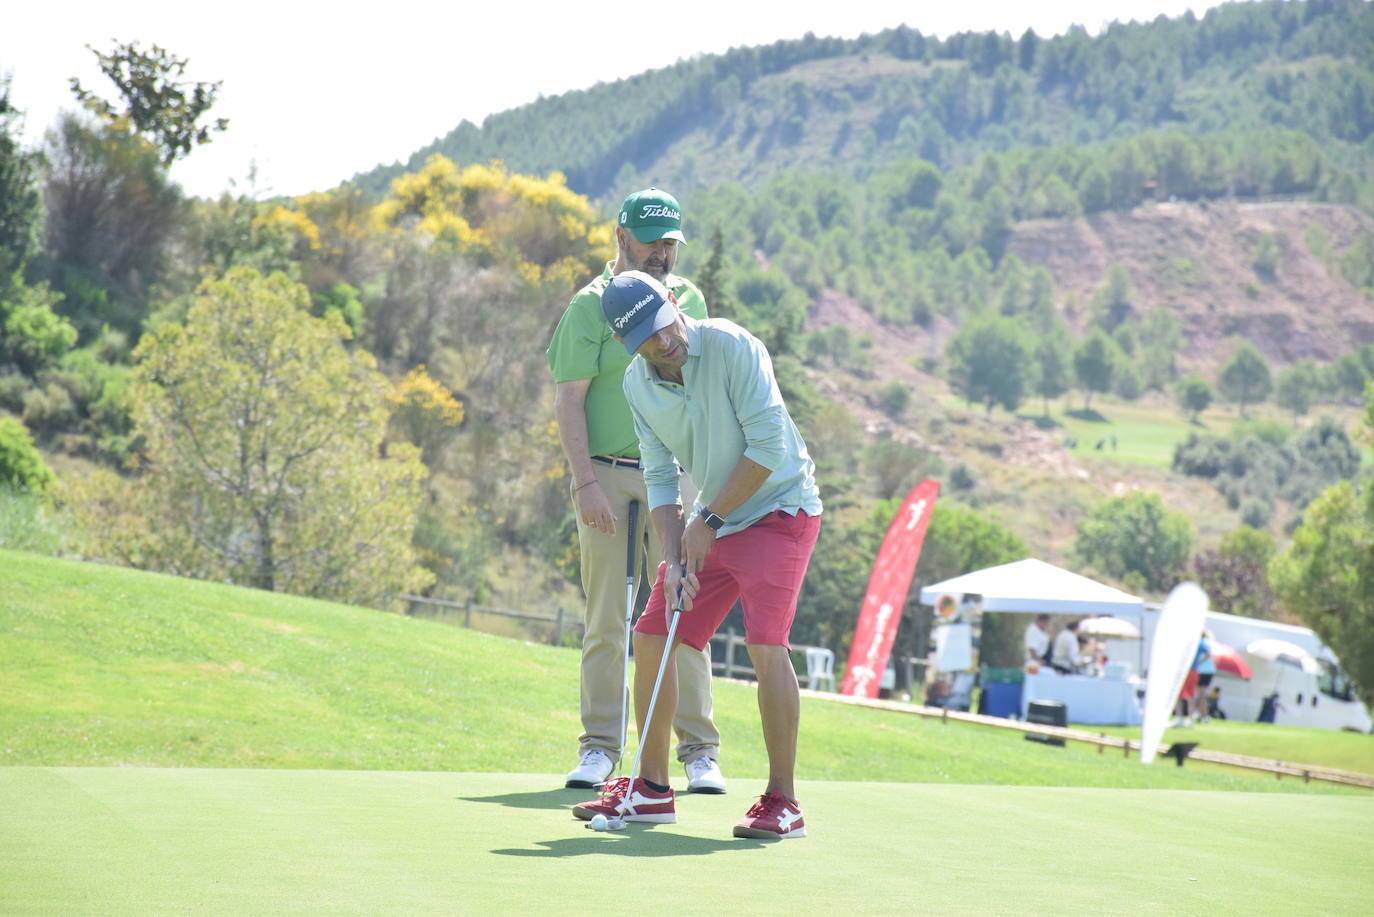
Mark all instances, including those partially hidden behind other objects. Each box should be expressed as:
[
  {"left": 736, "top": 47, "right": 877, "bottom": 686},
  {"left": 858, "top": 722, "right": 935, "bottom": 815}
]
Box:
[{"left": 3, "top": 768, "right": 1369, "bottom": 915}]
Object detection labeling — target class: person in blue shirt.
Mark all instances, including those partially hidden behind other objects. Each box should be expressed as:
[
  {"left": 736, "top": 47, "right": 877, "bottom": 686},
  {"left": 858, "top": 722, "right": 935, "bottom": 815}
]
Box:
[{"left": 1194, "top": 635, "right": 1216, "bottom": 723}]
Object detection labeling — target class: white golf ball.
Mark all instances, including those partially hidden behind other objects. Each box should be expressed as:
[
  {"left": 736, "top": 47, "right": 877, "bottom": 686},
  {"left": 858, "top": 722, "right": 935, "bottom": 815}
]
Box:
[{"left": 589, "top": 814, "right": 609, "bottom": 830}]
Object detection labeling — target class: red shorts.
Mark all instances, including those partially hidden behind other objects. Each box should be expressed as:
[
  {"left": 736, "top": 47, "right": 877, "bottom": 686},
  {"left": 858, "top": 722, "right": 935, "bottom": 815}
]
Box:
[
  {"left": 635, "top": 510, "right": 820, "bottom": 651},
  {"left": 1180, "top": 669, "right": 1200, "bottom": 700}
]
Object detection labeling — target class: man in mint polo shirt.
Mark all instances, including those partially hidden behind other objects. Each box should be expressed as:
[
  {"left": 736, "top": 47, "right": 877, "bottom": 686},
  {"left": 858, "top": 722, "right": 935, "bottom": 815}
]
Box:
[
  {"left": 572, "top": 270, "right": 822, "bottom": 840},
  {"left": 546, "top": 188, "right": 725, "bottom": 793}
]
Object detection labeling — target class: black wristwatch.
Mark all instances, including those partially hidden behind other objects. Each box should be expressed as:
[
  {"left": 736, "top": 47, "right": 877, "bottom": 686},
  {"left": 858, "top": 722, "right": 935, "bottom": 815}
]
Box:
[{"left": 698, "top": 506, "right": 726, "bottom": 531}]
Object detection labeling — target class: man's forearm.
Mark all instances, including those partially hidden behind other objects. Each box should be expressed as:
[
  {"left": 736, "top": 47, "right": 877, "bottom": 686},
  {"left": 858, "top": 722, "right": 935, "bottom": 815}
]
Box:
[
  {"left": 652, "top": 503, "right": 686, "bottom": 567},
  {"left": 702, "top": 455, "right": 772, "bottom": 518},
  {"left": 553, "top": 380, "right": 597, "bottom": 486}
]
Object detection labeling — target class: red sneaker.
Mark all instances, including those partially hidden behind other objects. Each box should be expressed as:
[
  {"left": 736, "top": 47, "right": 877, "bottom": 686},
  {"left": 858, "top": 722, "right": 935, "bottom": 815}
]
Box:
[
  {"left": 572, "top": 777, "right": 676, "bottom": 824},
  {"left": 732, "top": 791, "right": 806, "bottom": 839}
]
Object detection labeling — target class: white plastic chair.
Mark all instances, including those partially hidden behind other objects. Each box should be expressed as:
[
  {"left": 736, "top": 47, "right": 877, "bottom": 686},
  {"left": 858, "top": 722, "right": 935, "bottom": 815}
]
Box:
[{"left": 805, "top": 647, "right": 836, "bottom": 691}]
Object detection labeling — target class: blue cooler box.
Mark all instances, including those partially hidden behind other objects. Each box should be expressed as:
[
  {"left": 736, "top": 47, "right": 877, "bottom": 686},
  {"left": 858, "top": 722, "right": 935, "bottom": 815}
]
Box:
[{"left": 982, "top": 681, "right": 1023, "bottom": 718}]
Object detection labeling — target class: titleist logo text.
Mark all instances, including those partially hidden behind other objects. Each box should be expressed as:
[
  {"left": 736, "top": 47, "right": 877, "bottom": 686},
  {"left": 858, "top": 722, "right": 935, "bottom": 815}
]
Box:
[{"left": 639, "top": 204, "right": 679, "bottom": 221}]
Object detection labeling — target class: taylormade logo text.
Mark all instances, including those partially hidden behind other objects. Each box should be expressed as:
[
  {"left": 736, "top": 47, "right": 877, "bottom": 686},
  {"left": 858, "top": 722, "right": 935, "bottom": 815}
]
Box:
[{"left": 613, "top": 291, "right": 658, "bottom": 329}]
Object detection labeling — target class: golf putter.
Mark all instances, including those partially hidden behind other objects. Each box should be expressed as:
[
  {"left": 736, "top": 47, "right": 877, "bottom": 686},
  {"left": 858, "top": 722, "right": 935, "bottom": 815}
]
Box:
[
  {"left": 617, "top": 500, "right": 639, "bottom": 778},
  {"left": 589, "top": 586, "right": 683, "bottom": 832}
]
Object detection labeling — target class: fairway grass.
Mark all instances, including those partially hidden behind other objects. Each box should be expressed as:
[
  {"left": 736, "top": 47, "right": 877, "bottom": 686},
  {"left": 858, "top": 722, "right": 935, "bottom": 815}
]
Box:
[
  {"left": 3, "top": 550, "right": 1368, "bottom": 791},
  {"left": 2, "top": 768, "right": 1370, "bottom": 916}
]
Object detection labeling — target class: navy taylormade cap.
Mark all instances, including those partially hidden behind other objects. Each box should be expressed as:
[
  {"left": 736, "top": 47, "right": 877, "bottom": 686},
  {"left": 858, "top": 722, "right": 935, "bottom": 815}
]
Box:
[{"left": 601, "top": 271, "right": 677, "bottom": 354}]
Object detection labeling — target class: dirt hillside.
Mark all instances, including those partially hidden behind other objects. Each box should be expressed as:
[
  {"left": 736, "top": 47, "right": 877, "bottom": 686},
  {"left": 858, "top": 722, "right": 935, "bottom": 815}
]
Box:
[
  {"left": 802, "top": 199, "right": 1373, "bottom": 564},
  {"left": 1007, "top": 200, "right": 1374, "bottom": 372}
]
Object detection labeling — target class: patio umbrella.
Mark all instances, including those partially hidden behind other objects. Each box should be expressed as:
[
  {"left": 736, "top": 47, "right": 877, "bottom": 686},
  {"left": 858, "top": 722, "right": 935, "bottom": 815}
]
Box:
[
  {"left": 1209, "top": 640, "right": 1251, "bottom": 679},
  {"left": 1077, "top": 616, "right": 1142, "bottom": 639},
  {"left": 1245, "top": 638, "right": 1319, "bottom": 674}
]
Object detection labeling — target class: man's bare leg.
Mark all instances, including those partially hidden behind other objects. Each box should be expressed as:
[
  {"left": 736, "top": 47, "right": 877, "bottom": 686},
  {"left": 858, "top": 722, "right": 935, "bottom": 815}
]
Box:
[
  {"left": 632, "top": 631, "right": 678, "bottom": 787},
  {"left": 747, "top": 642, "right": 799, "bottom": 802}
]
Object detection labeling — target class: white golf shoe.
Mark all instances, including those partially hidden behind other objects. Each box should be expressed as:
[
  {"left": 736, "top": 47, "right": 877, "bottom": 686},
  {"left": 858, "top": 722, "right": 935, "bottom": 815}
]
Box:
[
  {"left": 565, "top": 749, "right": 614, "bottom": 789},
  {"left": 684, "top": 755, "right": 727, "bottom": 794}
]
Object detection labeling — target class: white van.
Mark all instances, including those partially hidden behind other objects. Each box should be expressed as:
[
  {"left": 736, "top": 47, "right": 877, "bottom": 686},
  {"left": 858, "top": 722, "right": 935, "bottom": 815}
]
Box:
[{"left": 1102, "top": 607, "right": 1371, "bottom": 733}]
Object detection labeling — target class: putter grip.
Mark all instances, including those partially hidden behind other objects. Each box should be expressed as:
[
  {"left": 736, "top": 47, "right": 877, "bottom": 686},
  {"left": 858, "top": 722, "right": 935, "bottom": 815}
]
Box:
[{"left": 625, "top": 499, "right": 640, "bottom": 580}]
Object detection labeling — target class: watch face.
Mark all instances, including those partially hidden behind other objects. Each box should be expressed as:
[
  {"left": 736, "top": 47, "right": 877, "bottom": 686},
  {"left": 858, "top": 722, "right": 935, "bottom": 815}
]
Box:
[{"left": 699, "top": 507, "right": 724, "bottom": 530}]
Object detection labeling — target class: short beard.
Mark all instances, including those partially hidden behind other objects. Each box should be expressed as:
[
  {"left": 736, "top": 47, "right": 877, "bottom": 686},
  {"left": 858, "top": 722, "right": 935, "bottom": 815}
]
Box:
[{"left": 621, "top": 241, "right": 673, "bottom": 281}]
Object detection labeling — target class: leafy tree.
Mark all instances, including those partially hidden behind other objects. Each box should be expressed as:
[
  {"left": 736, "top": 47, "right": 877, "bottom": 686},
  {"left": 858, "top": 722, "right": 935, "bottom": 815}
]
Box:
[
  {"left": 1251, "top": 231, "right": 1281, "bottom": 279},
  {"left": 1077, "top": 164, "right": 1111, "bottom": 213},
  {"left": 70, "top": 40, "right": 228, "bottom": 165},
  {"left": 871, "top": 159, "right": 943, "bottom": 213},
  {"left": 1031, "top": 328, "right": 1073, "bottom": 415},
  {"left": 1270, "top": 474, "right": 1374, "bottom": 708},
  {"left": 1285, "top": 415, "right": 1363, "bottom": 509},
  {"left": 913, "top": 501, "right": 1027, "bottom": 668},
  {"left": 862, "top": 437, "right": 941, "bottom": 501},
  {"left": 0, "top": 77, "right": 42, "bottom": 295},
  {"left": 1218, "top": 341, "right": 1273, "bottom": 416},
  {"left": 386, "top": 364, "right": 465, "bottom": 464},
  {"left": 42, "top": 114, "right": 184, "bottom": 337},
  {"left": 1073, "top": 328, "right": 1123, "bottom": 410},
  {"left": 1072, "top": 490, "right": 1194, "bottom": 593},
  {"left": 0, "top": 283, "right": 77, "bottom": 376},
  {"left": 1264, "top": 390, "right": 1374, "bottom": 709},
  {"left": 0, "top": 416, "right": 56, "bottom": 494},
  {"left": 1275, "top": 359, "right": 1319, "bottom": 420},
  {"left": 1114, "top": 361, "right": 1143, "bottom": 401},
  {"left": 695, "top": 225, "right": 739, "bottom": 320},
  {"left": 72, "top": 266, "right": 432, "bottom": 606},
  {"left": 1328, "top": 353, "right": 1370, "bottom": 405},
  {"left": 1189, "top": 526, "right": 1278, "bottom": 619},
  {"left": 945, "top": 314, "right": 1033, "bottom": 414},
  {"left": 1138, "top": 308, "right": 1181, "bottom": 390},
  {"left": 1091, "top": 265, "right": 1134, "bottom": 331},
  {"left": 1175, "top": 374, "right": 1214, "bottom": 421},
  {"left": 874, "top": 380, "right": 912, "bottom": 419}
]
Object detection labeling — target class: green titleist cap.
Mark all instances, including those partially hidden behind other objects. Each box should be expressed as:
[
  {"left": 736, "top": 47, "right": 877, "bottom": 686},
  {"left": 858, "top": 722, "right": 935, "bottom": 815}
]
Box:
[{"left": 618, "top": 188, "right": 686, "bottom": 244}]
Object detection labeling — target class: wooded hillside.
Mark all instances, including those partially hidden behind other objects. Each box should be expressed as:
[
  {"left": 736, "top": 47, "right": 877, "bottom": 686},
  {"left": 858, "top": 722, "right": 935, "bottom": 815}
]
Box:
[{"left": 3, "top": 1, "right": 1372, "bottom": 667}]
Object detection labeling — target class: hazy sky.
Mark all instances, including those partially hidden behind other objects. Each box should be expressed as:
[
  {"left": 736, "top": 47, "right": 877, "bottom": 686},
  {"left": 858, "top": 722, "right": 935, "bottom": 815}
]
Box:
[{"left": 4, "top": 1, "right": 1226, "bottom": 199}]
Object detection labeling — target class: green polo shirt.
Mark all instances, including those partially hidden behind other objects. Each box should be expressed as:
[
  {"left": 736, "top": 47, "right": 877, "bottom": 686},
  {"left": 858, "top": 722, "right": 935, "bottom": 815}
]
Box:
[{"left": 546, "top": 262, "right": 708, "bottom": 458}]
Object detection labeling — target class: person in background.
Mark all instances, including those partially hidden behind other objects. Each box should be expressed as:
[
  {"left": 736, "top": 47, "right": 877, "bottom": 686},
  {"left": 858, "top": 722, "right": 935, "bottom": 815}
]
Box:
[
  {"left": 1174, "top": 631, "right": 1209, "bottom": 727},
  {"left": 1207, "top": 685, "right": 1227, "bottom": 720},
  {"left": 1024, "top": 614, "right": 1051, "bottom": 669},
  {"left": 547, "top": 188, "right": 725, "bottom": 794},
  {"left": 1194, "top": 633, "right": 1216, "bottom": 723},
  {"left": 1051, "top": 619, "right": 1081, "bottom": 674}
]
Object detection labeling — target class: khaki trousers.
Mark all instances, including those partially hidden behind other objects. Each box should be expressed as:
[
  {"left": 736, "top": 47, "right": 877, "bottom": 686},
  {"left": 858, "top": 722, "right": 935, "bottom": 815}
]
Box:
[{"left": 573, "top": 461, "right": 720, "bottom": 765}]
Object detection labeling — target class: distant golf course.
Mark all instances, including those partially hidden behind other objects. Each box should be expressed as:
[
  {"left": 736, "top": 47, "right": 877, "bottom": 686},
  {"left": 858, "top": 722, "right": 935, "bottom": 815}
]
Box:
[{"left": 3, "top": 550, "right": 1371, "bottom": 914}]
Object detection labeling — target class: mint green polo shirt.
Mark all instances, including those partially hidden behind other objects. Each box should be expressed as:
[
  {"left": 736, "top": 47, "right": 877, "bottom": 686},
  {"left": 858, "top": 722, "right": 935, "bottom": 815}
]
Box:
[
  {"left": 546, "top": 263, "right": 708, "bottom": 458},
  {"left": 624, "top": 315, "right": 822, "bottom": 535}
]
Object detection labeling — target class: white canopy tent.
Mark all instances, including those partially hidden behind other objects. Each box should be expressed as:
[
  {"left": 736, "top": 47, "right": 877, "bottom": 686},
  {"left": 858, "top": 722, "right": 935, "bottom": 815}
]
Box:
[
  {"left": 920, "top": 558, "right": 1147, "bottom": 725},
  {"left": 918, "top": 558, "right": 1144, "bottom": 615}
]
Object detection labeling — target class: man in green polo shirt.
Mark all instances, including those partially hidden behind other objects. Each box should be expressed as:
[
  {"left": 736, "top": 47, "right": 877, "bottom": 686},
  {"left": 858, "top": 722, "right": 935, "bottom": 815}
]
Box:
[{"left": 546, "top": 188, "right": 725, "bottom": 793}]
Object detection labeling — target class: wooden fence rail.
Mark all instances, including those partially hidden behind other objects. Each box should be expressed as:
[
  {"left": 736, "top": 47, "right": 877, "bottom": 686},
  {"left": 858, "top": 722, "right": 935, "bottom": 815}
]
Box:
[{"left": 400, "top": 594, "right": 582, "bottom": 646}]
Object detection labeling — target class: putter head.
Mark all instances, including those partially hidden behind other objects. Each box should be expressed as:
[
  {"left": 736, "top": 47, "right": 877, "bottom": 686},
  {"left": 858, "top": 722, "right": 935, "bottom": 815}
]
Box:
[{"left": 585, "top": 813, "right": 626, "bottom": 831}]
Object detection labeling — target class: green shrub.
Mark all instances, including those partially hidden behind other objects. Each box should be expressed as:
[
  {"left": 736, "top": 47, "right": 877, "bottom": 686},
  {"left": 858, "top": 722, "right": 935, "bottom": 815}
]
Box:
[
  {"left": 20, "top": 382, "right": 76, "bottom": 436},
  {"left": 0, "top": 416, "right": 55, "bottom": 494},
  {"left": 875, "top": 380, "right": 912, "bottom": 418},
  {"left": 1239, "top": 496, "right": 1274, "bottom": 529},
  {"left": 0, "top": 485, "right": 65, "bottom": 553}
]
